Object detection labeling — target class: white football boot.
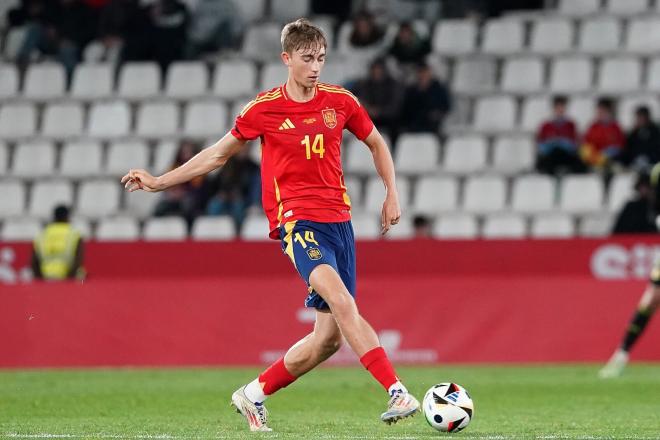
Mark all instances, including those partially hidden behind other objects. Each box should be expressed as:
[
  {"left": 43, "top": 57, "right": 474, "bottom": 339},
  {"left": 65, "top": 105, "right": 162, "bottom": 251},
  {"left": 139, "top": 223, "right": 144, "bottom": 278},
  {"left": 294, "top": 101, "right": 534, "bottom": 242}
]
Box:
[
  {"left": 598, "top": 349, "right": 629, "bottom": 379},
  {"left": 380, "top": 390, "right": 420, "bottom": 424},
  {"left": 231, "top": 386, "right": 273, "bottom": 432}
]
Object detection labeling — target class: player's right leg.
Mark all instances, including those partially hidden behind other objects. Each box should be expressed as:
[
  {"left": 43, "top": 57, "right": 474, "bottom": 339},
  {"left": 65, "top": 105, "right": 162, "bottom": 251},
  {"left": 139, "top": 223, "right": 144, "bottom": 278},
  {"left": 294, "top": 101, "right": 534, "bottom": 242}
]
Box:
[{"left": 600, "top": 284, "right": 660, "bottom": 378}]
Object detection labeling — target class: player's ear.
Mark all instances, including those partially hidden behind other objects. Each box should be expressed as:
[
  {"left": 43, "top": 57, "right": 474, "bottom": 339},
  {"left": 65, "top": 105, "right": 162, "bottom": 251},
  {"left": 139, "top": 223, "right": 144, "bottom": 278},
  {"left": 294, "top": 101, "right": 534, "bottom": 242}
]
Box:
[{"left": 281, "top": 51, "right": 291, "bottom": 66}]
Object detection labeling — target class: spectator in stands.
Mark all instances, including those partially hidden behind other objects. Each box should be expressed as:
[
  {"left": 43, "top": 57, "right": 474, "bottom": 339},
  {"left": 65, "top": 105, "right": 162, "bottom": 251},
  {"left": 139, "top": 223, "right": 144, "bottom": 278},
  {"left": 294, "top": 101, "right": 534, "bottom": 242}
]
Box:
[
  {"left": 98, "top": 0, "right": 147, "bottom": 63},
  {"left": 535, "top": 95, "right": 585, "bottom": 175},
  {"left": 620, "top": 106, "right": 660, "bottom": 171},
  {"left": 580, "top": 97, "right": 625, "bottom": 170},
  {"left": 348, "top": 11, "right": 385, "bottom": 49},
  {"left": 400, "top": 62, "right": 452, "bottom": 134},
  {"left": 31, "top": 205, "right": 85, "bottom": 281},
  {"left": 311, "top": 0, "right": 352, "bottom": 26},
  {"left": 413, "top": 215, "right": 432, "bottom": 239},
  {"left": 387, "top": 22, "right": 431, "bottom": 67},
  {"left": 206, "top": 147, "right": 261, "bottom": 233},
  {"left": 187, "top": 0, "right": 244, "bottom": 58},
  {"left": 352, "top": 58, "right": 403, "bottom": 144},
  {"left": 154, "top": 140, "right": 206, "bottom": 226},
  {"left": 612, "top": 173, "right": 657, "bottom": 234}
]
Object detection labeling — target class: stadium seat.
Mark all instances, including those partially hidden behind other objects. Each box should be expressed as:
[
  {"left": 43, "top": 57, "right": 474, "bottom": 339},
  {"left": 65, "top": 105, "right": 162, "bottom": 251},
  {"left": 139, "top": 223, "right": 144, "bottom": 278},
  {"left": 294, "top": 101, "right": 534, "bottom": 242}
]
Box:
[
  {"left": 96, "top": 217, "right": 141, "bottom": 241},
  {"left": 343, "top": 176, "right": 362, "bottom": 207},
  {"left": 77, "top": 180, "right": 120, "bottom": 219},
  {"left": 242, "top": 23, "right": 283, "bottom": 62},
  {"left": 579, "top": 214, "right": 614, "bottom": 237},
  {"left": 607, "top": 173, "right": 636, "bottom": 212},
  {"left": 12, "top": 140, "right": 56, "bottom": 178},
  {"left": 511, "top": 175, "right": 555, "bottom": 213},
  {"left": 431, "top": 19, "right": 477, "bottom": 55},
  {"left": 617, "top": 95, "right": 660, "bottom": 130},
  {"left": 607, "top": 0, "right": 650, "bottom": 15},
  {"left": 443, "top": 135, "right": 488, "bottom": 174},
  {"left": 0, "top": 180, "right": 26, "bottom": 218},
  {"left": 183, "top": 101, "right": 228, "bottom": 138},
  {"left": 482, "top": 214, "right": 526, "bottom": 239},
  {"left": 235, "top": 0, "right": 266, "bottom": 22},
  {"left": 626, "top": 18, "right": 660, "bottom": 54},
  {"left": 578, "top": 18, "right": 621, "bottom": 54},
  {"left": 165, "top": 61, "right": 208, "bottom": 99},
  {"left": 567, "top": 95, "right": 596, "bottom": 131},
  {"left": 481, "top": 19, "right": 524, "bottom": 55},
  {"left": 23, "top": 63, "right": 66, "bottom": 100},
  {"left": 412, "top": 176, "right": 459, "bottom": 215},
  {"left": 241, "top": 215, "right": 270, "bottom": 241},
  {"left": 191, "top": 216, "right": 236, "bottom": 240},
  {"left": 520, "top": 96, "right": 550, "bottom": 132},
  {"left": 319, "top": 61, "right": 363, "bottom": 87},
  {"left": 345, "top": 138, "right": 379, "bottom": 175},
  {"left": 87, "top": 101, "right": 131, "bottom": 138},
  {"left": 383, "top": 215, "right": 414, "bottom": 240},
  {"left": 501, "top": 58, "right": 544, "bottom": 94},
  {"left": 350, "top": 213, "right": 381, "bottom": 240},
  {"left": 153, "top": 140, "right": 179, "bottom": 175},
  {"left": 70, "top": 63, "right": 113, "bottom": 99},
  {"left": 106, "top": 140, "right": 149, "bottom": 176},
  {"left": 0, "top": 218, "right": 42, "bottom": 242},
  {"left": 136, "top": 101, "right": 180, "bottom": 138},
  {"left": 451, "top": 58, "right": 497, "bottom": 95},
  {"left": 0, "top": 142, "right": 8, "bottom": 175},
  {"left": 549, "top": 57, "right": 593, "bottom": 93},
  {"left": 463, "top": 176, "right": 507, "bottom": 214},
  {"left": 0, "top": 103, "right": 37, "bottom": 139},
  {"left": 213, "top": 60, "right": 258, "bottom": 99},
  {"left": 559, "top": 174, "right": 605, "bottom": 214},
  {"left": 3, "top": 26, "right": 26, "bottom": 61},
  {"left": 492, "top": 136, "right": 534, "bottom": 175},
  {"left": 60, "top": 140, "right": 103, "bottom": 178},
  {"left": 143, "top": 217, "right": 188, "bottom": 241},
  {"left": 270, "top": 0, "right": 310, "bottom": 22},
  {"left": 529, "top": 19, "right": 574, "bottom": 54},
  {"left": 364, "top": 177, "right": 410, "bottom": 214},
  {"left": 117, "top": 62, "right": 160, "bottom": 99},
  {"left": 124, "top": 190, "right": 159, "bottom": 219},
  {"left": 29, "top": 180, "right": 74, "bottom": 219},
  {"left": 394, "top": 133, "right": 440, "bottom": 174},
  {"left": 41, "top": 102, "right": 84, "bottom": 138},
  {"left": 71, "top": 217, "right": 92, "bottom": 239},
  {"left": 558, "top": 0, "right": 600, "bottom": 16},
  {"left": 598, "top": 58, "right": 641, "bottom": 93},
  {"left": 473, "top": 96, "right": 517, "bottom": 132},
  {"left": 0, "top": 63, "right": 19, "bottom": 99},
  {"left": 433, "top": 214, "right": 478, "bottom": 239},
  {"left": 260, "top": 62, "right": 286, "bottom": 91},
  {"left": 530, "top": 214, "right": 575, "bottom": 238},
  {"left": 645, "top": 58, "right": 660, "bottom": 92}
]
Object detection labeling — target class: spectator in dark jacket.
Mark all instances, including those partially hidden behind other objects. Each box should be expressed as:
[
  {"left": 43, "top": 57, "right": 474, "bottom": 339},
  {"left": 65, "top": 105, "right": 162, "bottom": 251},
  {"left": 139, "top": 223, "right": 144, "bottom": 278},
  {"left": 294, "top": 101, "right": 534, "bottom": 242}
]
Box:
[
  {"left": 612, "top": 173, "right": 657, "bottom": 234},
  {"left": 535, "top": 95, "right": 585, "bottom": 175},
  {"left": 400, "top": 62, "right": 452, "bottom": 134},
  {"left": 388, "top": 22, "right": 431, "bottom": 66},
  {"left": 621, "top": 106, "right": 660, "bottom": 170}
]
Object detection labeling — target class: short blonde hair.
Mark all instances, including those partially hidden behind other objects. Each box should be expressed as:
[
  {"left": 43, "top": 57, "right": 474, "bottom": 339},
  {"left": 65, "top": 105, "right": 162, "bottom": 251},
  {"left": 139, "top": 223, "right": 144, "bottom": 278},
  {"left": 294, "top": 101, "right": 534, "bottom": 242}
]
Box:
[{"left": 281, "top": 18, "right": 327, "bottom": 54}]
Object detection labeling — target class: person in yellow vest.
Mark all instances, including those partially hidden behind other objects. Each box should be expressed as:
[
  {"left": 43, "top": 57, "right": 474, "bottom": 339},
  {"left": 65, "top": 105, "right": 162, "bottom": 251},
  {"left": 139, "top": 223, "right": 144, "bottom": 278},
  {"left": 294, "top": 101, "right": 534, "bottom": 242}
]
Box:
[{"left": 31, "top": 205, "right": 85, "bottom": 281}]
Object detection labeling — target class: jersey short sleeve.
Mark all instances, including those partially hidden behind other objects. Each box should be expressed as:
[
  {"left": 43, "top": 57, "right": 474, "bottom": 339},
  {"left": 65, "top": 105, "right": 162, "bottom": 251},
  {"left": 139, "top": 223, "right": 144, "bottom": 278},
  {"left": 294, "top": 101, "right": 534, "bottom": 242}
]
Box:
[
  {"left": 345, "top": 96, "right": 374, "bottom": 141},
  {"left": 231, "top": 101, "right": 263, "bottom": 141}
]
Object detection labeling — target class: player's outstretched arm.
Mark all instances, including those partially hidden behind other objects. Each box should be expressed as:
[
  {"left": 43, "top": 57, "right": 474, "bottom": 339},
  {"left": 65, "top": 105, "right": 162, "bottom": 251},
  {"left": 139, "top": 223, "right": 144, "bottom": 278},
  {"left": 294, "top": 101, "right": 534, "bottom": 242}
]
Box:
[
  {"left": 363, "top": 127, "right": 401, "bottom": 235},
  {"left": 121, "top": 133, "right": 246, "bottom": 192}
]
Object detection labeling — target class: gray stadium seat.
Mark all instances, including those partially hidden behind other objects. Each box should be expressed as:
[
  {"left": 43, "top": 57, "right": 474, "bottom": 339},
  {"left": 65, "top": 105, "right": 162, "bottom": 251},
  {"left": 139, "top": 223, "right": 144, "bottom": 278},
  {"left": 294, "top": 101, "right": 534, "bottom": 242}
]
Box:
[
  {"left": 88, "top": 101, "right": 131, "bottom": 138},
  {"left": 0, "top": 142, "right": 8, "bottom": 175},
  {"left": 23, "top": 63, "right": 66, "bottom": 100},
  {"left": 559, "top": 174, "right": 604, "bottom": 214},
  {"left": 191, "top": 216, "right": 236, "bottom": 240},
  {"left": 1, "top": 217, "right": 42, "bottom": 242},
  {"left": 143, "top": 217, "right": 188, "bottom": 241},
  {"left": 106, "top": 140, "right": 149, "bottom": 176},
  {"left": 451, "top": 58, "right": 496, "bottom": 95},
  {"left": 29, "top": 180, "right": 74, "bottom": 219},
  {"left": 530, "top": 19, "right": 574, "bottom": 54},
  {"left": 432, "top": 19, "right": 477, "bottom": 55},
  {"left": 607, "top": 0, "right": 650, "bottom": 16},
  {"left": 3, "top": 26, "right": 26, "bottom": 61},
  {"left": 511, "top": 175, "right": 555, "bottom": 214},
  {"left": 319, "top": 61, "right": 363, "bottom": 87},
  {"left": 364, "top": 177, "right": 410, "bottom": 214},
  {"left": 270, "top": 0, "right": 310, "bottom": 22},
  {"left": 492, "top": 136, "right": 534, "bottom": 175},
  {"left": 463, "top": 176, "right": 507, "bottom": 214},
  {"left": 443, "top": 135, "right": 488, "bottom": 174},
  {"left": 0, "top": 180, "right": 26, "bottom": 218},
  {"left": 350, "top": 213, "right": 381, "bottom": 240},
  {"left": 165, "top": 61, "right": 208, "bottom": 99},
  {"left": 0, "top": 63, "right": 19, "bottom": 99},
  {"left": 598, "top": 58, "right": 641, "bottom": 93},
  {"left": 645, "top": 58, "right": 660, "bottom": 92},
  {"left": 242, "top": 23, "right": 283, "bottom": 61},
  {"left": 626, "top": 18, "right": 660, "bottom": 54},
  {"left": 41, "top": 102, "right": 84, "bottom": 138},
  {"left": 607, "top": 173, "right": 636, "bottom": 212},
  {"left": 235, "top": 0, "right": 266, "bottom": 22},
  {"left": 578, "top": 18, "right": 621, "bottom": 54},
  {"left": 520, "top": 96, "right": 550, "bottom": 132},
  {"left": 71, "top": 217, "right": 92, "bottom": 239},
  {"left": 531, "top": 214, "right": 575, "bottom": 238},
  {"left": 383, "top": 215, "right": 414, "bottom": 240},
  {"left": 558, "top": 0, "right": 600, "bottom": 16},
  {"left": 260, "top": 62, "right": 286, "bottom": 91},
  {"left": 394, "top": 133, "right": 440, "bottom": 174},
  {"left": 96, "top": 217, "right": 141, "bottom": 241},
  {"left": 0, "top": 103, "right": 37, "bottom": 139},
  {"left": 117, "top": 62, "right": 160, "bottom": 99},
  {"left": 125, "top": 190, "right": 159, "bottom": 219},
  {"left": 77, "top": 180, "right": 120, "bottom": 219},
  {"left": 567, "top": 96, "right": 596, "bottom": 131},
  {"left": 473, "top": 96, "right": 517, "bottom": 132},
  {"left": 412, "top": 176, "right": 459, "bottom": 215},
  {"left": 579, "top": 214, "right": 614, "bottom": 237},
  {"left": 60, "top": 140, "right": 103, "bottom": 178},
  {"left": 153, "top": 140, "right": 179, "bottom": 175},
  {"left": 345, "top": 139, "right": 378, "bottom": 175},
  {"left": 501, "top": 58, "right": 544, "bottom": 93},
  {"left": 482, "top": 214, "right": 526, "bottom": 239},
  {"left": 183, "top": 101, "right": 228, "bottom": 138},
  {"left": 433, "top": 214, "right": 478, "bottom": 239},
  {"left": 241, "top": 214, "right": 270, "bottom": 241},
  {"left": 481, "top": 19, "right": 524, "bottom": 55},
  {"left": 136, "top": 101, "right": 180, "bottom": 138},
  {"left": 71, "top": 63, "right": 113, "bottom": 99},
  {"left": 12, "top": 140, "right": 56, "bottom": 178},
  {"left": 213, "top": 60, "right": 258, "bottom": 99},
  {"left": 550, "top": 57, "right": 593, "bottom": 93},
  {"left": 342, "top": 176, "right": 362, "bottom": 207}
]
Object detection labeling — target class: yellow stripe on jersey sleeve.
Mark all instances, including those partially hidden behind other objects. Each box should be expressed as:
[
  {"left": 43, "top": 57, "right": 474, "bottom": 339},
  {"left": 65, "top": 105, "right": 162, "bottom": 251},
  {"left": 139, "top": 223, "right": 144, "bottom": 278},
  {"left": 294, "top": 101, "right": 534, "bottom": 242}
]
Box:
[
  {"left": 239, "top": 91, "right": 282, "bottom": 117},
  {"left": 317, "top": 85, "right": 360, "bottom": 106}
]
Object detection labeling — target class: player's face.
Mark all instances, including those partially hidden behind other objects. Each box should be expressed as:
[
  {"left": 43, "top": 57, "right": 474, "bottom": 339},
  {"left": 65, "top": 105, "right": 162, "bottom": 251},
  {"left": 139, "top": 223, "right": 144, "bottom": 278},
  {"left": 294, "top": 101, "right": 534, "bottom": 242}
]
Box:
[{"left": 283, "top": 45, "right": 326, "bottom": 89}]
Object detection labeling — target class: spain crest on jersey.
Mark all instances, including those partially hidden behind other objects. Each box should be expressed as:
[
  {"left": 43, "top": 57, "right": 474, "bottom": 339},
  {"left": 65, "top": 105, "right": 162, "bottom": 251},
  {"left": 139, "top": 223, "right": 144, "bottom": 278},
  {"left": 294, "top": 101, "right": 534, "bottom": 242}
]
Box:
[{"left": 322, "top": 108, "right": 337, "bottom": 129}]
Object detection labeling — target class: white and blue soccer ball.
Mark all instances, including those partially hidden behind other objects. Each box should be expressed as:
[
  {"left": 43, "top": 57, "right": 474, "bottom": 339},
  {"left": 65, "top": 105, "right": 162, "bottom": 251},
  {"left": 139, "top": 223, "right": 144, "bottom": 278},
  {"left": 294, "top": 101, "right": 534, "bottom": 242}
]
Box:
[{"left": 422, "top": 382, "right": 474, "bottom": 433}]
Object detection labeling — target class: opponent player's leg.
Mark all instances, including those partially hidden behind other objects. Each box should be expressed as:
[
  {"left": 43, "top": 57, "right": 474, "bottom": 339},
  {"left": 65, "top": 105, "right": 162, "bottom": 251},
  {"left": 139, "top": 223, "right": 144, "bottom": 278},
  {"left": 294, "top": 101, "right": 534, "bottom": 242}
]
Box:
[
  {"left": 308, "top": 264, "right": 420, "bottom": 424},
  {"left": 600, "top": 284, "right": 660, "bottom": 378}
]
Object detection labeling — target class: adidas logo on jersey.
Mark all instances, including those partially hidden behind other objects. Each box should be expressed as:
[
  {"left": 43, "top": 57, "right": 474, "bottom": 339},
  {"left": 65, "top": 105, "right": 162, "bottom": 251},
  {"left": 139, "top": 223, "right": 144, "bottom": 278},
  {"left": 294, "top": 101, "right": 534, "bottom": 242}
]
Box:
[{"left": 278, "top": 118, "right": 296, "bottom": 130}]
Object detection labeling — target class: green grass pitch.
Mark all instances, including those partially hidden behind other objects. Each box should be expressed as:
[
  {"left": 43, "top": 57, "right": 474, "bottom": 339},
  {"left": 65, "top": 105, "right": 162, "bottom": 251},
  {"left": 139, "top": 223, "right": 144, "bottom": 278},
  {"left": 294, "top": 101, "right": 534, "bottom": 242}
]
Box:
[{"left": 1, "top": 365, "right": 659, "bottom": 439}]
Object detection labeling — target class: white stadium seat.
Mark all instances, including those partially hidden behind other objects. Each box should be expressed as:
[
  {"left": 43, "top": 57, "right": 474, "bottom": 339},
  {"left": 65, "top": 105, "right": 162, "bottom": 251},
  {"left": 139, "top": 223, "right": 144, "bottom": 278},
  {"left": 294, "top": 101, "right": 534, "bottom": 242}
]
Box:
[
  {"left": 191, "top": 216, "right": 236, "bottom": 240},
  {"left": 143, "top": 217, "right": 188, "bottom": 241},
  {"left": 106, "top": 140, "right": 150, "bottom": 176},
  {"left": 433, "top": 214, "right": 478, "bottom": 239},
  {"left": 394, "top": 133, "right": 440, "bottom": 174},
  {"left": 474, "top": 96, "right": 516, "bottom": 132},
  {"left": 242, "top": 23, "right": 283, "bottom": 61},
  {"left": 463, "top": 176, "right": 507, "bottom": 214},
  {"left": 579, "top": 214, "right": 614, "bottom": 237},
  {"left": 12, "top": 140, "right": 56, "bottom": 178},
  {"left": 520, "top": 96, "right": 550, "bottom": 132},
  {"left": 0, "top": 180, "right": 26, "bottom": 218},
  {"left": 432, "top": 19, "right": 477, "bottom": 55},
  {"left": 579, "top": 18, "right": 621, "bottom": 54},
  {"left": 23, "top": 63, "right": 65, "bottom": 100},
  {"left": 645, "top": 58, "right": 660, "bottom": 92},
  {"left": 117, "top": 62, "right": 160, "bottom": 98},
  {"left": 71, "top": 217, "right": 92, "bottom": 239},
  {"left": 165, "top": 61, "right": 208, "bottom": 98},
  {"left": 0, "top": 103, "right": 37, "bottom": 139},
  {"left": 567, "top": 96, "right": 596, "bottom": 131},
  {"left": 559, "top": 174, "right": 605, "bottom": 214},
  {"left": 482, "top": 214, "right": 526, "bottom": 239},
  {"left": 235, "top": 0, "right": 266, "bottom": 22},
  {"left": 451, "top": 58, "right": 497, "bottom": 95},
  {"left": 511, "top": 175, "right": 555, "bottom": 213},
  {"left": 351, "top": 213, "right": 381, "bottom": 240},
  {"left": 607, "top": 0, "right": 650, "bottom": 15},
  {"left": 608, "top": 173, "right": 636, "bottom": 212},
  {"left": 0, "top": 63, "right": 19, "bottom": 99},
  {"left": 260, "top": 62, "right": 286, "bottom": 91},
  {"left": 412, "top": 176, "right": 459, "bottom": 215},
  {"left": 443, "top": 135, "right": 488, "bottom": 174},
  {"left": 550, "top": 57, "right": 593, "bottom": 93},
  {"left": 136, "top": 101, "right": 180, "bottom": 137},
  {"left": 125, "top": 190, "right": 159, "bottom": 219},
  {"left": 318, "top": 61, "right": 363, "bottom": 86},
  {"left": 60, "top": 140, "right": 103, "bottom": 178},
  {"left": 383, "top": 215, "right": 414, "bottom": 240},
  {"left": 88, "top": 101, "right": 131, "bottom": 138},
  {"left": 626, "top": 18, "right": 660, "bottom": 54},
  {"left": 598, "top": 58, "right": 641, "bottom": 93},
  {"left": 364, "top": 177, "right": 410, "bottom": 214},
  {"left": 77, "top": 180, "right": 120, "bottom": 219},
  {"left": 183, "top": 101, "right": 228, "bottom": 138},
  {"left": 345, "top": 139, "right": 378, "bottom": 175},
  {"left": 343, "top": 176, "right": 362, "bottom": 207},
  {"left": 153, "top": 140, "right": 179, "bottom": 175},
  {"left": 41, "top": 102, "right": 84, "bottom": 138},
  {"left": 530, "top": 19, "right": 574, "bottom": 54},
  {"left": 501, "top": 58, "right": 544, "bottom": 93},
  {"left": 270, "top": 0, "right": 310, "bottom": 22},
  {"left": 71, "top": 63, "right": 113, "bottom": 99},
  {"left": 241, "top": 214, "right": 270, "bottom": 241},
  {"left": 96, "top": 217, "right": 141, "bottom": 241},
  {"left": 29, "top": 180, "right": 74, "bottom": 219},
  {"left": 0, "top": 142, "right": 8, "bottom": 175},
  {"left": 492, "top": 136, "right": 535, "bottom": 175},
  {"left": 558, "top": 0, "right": 600, "bottom": 16},
  {"left": 531, "top": 214, "right": 575, "bottom": 238},
  {"left": 481, "top": 19, "right": 524, "bottom": 55},
  {"left": 213, "top": 60, "right": 258, "bottom": 99},
  {"left": 1, "top": 218, "right": 42, "bottom": 242}
]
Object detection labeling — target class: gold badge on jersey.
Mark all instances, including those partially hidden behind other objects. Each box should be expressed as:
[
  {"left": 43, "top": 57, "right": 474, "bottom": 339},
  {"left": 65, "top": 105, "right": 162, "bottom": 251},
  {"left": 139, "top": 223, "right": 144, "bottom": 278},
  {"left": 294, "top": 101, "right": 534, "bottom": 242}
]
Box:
[
  {"left": 322, "top": 108, "right": 337, "bottom": 129},
  {"left": 307, "top": 247, "right": 323, "bottom": 260}
]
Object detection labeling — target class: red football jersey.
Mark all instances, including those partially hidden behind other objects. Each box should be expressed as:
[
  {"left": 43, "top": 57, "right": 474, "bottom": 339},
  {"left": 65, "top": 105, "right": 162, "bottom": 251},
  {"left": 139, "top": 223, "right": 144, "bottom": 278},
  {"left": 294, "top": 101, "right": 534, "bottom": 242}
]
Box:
[{"left": 231, "top": 83, "right": 375, "bottom": 239}]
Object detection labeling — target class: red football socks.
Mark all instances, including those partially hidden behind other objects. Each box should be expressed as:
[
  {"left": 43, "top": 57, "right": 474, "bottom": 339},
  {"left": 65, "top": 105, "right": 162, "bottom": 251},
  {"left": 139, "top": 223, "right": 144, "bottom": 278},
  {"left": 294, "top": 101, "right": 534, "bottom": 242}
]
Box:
[
  {"left": 258, "top": 357, "right": 297, "bottom": 395},
  {"left": 359, "top": 346, "right": 398, "bottom": 391}
]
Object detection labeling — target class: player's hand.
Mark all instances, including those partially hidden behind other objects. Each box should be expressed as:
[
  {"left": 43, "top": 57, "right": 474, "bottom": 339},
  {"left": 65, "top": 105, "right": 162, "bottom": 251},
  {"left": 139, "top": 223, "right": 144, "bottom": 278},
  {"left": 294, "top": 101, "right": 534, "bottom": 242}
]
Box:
[
  {"left": 121, "top": 169, "right": 162, "bottom": 193},
  {"left": 381, "top": 192, "right": 401, "bottom": 235}
]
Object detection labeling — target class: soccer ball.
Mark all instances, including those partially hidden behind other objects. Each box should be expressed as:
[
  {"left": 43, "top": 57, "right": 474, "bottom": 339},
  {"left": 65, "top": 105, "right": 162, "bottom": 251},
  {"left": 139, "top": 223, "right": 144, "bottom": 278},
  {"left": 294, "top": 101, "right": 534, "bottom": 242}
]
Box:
[{"left": 422, "top": 382, "right": 474, "bottom": 433}]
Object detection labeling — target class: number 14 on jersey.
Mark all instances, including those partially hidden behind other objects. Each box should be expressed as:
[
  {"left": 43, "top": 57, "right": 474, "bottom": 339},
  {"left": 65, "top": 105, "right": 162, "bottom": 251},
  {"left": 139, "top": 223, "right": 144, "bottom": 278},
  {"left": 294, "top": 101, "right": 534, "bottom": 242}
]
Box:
[{"left": 301, "top": 134, "right": 325, "bottom": 159}]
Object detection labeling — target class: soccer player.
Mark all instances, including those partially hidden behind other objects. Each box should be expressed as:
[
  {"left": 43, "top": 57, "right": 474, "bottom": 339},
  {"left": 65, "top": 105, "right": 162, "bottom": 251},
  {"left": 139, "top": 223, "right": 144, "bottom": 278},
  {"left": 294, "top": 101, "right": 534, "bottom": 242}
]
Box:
[{"left": 122, "top": 19, "right": 419, "bottom": 431}]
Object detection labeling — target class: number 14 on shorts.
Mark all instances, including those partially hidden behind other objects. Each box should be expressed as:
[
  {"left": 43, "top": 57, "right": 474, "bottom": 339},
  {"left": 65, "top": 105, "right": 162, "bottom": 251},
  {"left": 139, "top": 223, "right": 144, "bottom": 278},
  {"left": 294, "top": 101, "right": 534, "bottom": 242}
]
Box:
[{"left": 294, "top": 231, "right": 319, "bottom": 249}]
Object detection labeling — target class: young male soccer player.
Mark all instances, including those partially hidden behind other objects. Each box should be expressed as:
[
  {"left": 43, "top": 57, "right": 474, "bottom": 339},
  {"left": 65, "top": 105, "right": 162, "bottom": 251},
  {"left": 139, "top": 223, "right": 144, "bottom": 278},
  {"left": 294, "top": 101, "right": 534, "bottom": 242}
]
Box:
[{"left": 122, "top": 19, "right": 419, "bottom": 431}]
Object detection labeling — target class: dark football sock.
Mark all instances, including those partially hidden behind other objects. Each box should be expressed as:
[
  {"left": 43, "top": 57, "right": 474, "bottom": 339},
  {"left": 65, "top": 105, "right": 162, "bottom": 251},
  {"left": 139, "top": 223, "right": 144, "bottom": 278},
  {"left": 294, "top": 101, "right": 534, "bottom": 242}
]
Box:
[{"left": 621, "top": 307, "right": 653, "bottom": 352}]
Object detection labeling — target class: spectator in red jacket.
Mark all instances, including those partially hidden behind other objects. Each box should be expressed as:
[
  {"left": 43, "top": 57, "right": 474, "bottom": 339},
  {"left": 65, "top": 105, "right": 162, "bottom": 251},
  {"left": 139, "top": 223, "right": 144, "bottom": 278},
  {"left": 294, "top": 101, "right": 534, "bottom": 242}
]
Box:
[
  {"left": 535, "top": 95, "right": 586, "bottom": 175},
  {"left": 580, "top": 97, "right": 625, "bottom": 169}
]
